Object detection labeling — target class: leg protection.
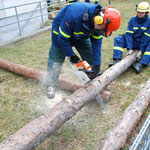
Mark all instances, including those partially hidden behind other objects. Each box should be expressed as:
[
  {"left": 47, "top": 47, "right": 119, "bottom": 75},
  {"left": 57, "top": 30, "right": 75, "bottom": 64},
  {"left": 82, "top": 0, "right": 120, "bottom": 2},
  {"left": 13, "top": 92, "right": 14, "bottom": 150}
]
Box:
[
  {"left": 113, "top": 35, "right": 126, "bottom": 60},
  {"left": 45, "top": 44, "right": 65, "bottom": 87},
  {"left": 140, "top": 43, "right": 150, "bottom": 67},
  {"left": 75, "top": 38, "right": 94, "bottom": 66}
]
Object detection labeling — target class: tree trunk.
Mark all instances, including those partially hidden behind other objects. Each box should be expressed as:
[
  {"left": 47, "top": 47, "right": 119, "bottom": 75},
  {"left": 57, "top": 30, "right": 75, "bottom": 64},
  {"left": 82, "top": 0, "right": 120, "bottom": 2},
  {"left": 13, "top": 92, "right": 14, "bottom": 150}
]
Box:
[
  {"left": 0, "top": 58, "right": 110, "bottom": 100},
  {"left": 0, "top": 58, "right": 85, "bottom": 92},
  {"left": 97, "top": 78, "right": 150, "bottom": 150},
  {"left": 0, "top": 52, "right": 138, "bottom": 150}
]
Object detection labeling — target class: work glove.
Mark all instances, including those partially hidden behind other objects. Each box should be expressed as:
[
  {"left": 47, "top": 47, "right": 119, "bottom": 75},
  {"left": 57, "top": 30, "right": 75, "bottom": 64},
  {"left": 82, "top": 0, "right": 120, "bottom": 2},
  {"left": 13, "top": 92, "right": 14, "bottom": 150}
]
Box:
[
  {"left": 84, "top": 65, "right": 101, "bottom": 80},
  {"left": 93, "top": 65, "right": 100, "bottom": 75},
  {"left": 70, "top": 54, "right": 80, "bottom": 64},
  {"left": 126, "top": 49, "right": 134, "bottom": 55},
  {"left": 136, "top": 51, "right": 142, "bottom": 61}
]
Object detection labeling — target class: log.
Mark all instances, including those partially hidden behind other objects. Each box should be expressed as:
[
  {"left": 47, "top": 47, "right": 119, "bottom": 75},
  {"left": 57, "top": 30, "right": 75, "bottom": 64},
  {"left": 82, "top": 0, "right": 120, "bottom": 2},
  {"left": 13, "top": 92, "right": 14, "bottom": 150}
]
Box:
[
  {"left": 0, "top": 58, "right": 110, "bottom": 100},
  {"left": 0, "top": 51, "right": 138, "bottom": 150},
  {"left": 97, "top": 78, "right": 150, "bottom": 150},
  {"left": 0, "top": 58, "right": 83, "bottom": 92}
]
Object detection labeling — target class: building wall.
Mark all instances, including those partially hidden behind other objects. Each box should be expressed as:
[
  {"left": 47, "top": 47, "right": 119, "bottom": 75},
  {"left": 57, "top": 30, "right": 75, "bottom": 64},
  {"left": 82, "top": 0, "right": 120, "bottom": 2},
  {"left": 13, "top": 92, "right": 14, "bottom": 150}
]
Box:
[
  {"left": 0, "top": 0, "right": 48, "bottom": 43},
  {"left": 0, "top": 0, "right": 6, "bottom": 18}
]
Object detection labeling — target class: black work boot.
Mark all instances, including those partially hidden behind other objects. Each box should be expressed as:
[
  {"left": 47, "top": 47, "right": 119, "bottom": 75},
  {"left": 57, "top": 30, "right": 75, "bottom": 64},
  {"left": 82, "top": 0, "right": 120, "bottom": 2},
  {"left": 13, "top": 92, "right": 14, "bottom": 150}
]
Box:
[
  {"left": 108, "top": 59, "right": 120, "bottom": 68},
  {"left": 133, "top": 62, "right": 145, "bottom": 74},
  {"left": 46, "top": 86, "right": 55, "bottom": 99}
]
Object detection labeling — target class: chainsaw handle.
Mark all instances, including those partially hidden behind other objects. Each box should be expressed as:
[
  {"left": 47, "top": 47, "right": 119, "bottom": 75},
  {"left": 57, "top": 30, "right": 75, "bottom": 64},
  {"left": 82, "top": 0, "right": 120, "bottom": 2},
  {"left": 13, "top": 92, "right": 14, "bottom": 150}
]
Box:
[
  {"left": 70, "top": 55, "right": 80, "bottom": 64},
  {"left": 76, "top": 61, "right": 92, "bottom": 71}
]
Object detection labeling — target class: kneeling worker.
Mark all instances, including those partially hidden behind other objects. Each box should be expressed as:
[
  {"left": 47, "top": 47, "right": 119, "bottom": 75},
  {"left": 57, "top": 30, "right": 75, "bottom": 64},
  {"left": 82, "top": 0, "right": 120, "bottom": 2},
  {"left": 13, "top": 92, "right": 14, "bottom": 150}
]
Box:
[{"left": 109, "top": 2, "right": 150, "bottom": 74}]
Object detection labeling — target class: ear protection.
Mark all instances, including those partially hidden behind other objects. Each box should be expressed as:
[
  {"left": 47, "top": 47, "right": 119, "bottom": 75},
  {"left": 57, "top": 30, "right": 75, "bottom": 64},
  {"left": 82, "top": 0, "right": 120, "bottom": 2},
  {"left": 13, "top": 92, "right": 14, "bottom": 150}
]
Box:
[
  {"left": 94, "top": 11, "right": 104, "bottom": 25},
  {"left": 94, "top": 16, "right": 103, "bottom": 24}
]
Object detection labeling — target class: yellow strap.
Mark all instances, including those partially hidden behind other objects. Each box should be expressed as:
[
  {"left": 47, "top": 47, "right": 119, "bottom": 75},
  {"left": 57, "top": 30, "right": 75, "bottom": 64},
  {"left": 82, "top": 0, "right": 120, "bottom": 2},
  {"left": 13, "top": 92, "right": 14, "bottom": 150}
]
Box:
[
  {"left": 126, "top": 30, "right": 134, "bottom": 33},
  {"left": 74, "top": 32, "right": 84, "bottom": 35},
  {"left": 144, "top": 32, "right": 150, "bottom": 37},
  {"left": 91, "top": 35, "right": 103, "bottom": 39},
  {"left": 133, "top": 27, "right": 138, "bottom": 30},
  {"left": 114, "top": 46, "right": 124, "bottom": 52},
  {"left": 53, "top": 30, "right": 59, "bottom": 35},
  {"left": 144, "top": 52, "right": 150, "bottom": 55},
  {"left": 59, "top": 27, "right": 71, "bottom": 38}
]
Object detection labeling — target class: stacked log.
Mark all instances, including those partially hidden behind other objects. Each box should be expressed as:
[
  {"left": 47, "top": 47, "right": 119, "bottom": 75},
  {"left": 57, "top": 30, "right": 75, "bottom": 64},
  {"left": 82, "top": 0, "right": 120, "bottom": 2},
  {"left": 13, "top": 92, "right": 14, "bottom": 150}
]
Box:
[
  {"left": 0, "top": 58, "right": 110, "bottom": 99},
  {"left": 0, "top": 51, "right": 140, "bottom": 150},
  {"left": 97, "top": 78, "right": 150, "bottom": 150}
]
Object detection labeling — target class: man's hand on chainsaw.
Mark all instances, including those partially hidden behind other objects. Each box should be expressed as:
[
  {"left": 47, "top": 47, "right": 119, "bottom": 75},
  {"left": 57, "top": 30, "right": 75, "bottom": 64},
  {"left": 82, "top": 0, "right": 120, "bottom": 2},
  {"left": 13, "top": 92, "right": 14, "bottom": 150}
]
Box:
[
  {"left": 70, "top": 54, "right": 80, "bottom": 63},
  {"left": 84, "top": 65, "right": 101, "bottom": 79}
]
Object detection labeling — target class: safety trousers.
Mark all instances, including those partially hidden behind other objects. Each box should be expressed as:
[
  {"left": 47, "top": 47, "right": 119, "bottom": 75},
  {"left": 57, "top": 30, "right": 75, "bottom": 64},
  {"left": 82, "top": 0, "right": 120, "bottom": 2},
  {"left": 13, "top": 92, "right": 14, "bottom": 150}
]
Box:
[
  {"left": 45, "top": 38, "right": 94, "bottom": 87},
  {"left": 113, "top": 35, "right": 150, "bottom": 66}
]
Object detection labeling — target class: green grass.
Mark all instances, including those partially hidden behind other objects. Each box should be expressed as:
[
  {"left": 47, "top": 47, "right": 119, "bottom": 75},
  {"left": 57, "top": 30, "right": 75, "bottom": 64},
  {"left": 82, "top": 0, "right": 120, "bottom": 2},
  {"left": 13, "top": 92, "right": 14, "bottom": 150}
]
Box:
[{"left": 0, "top": 0, "right": 150, "bottom": 149}]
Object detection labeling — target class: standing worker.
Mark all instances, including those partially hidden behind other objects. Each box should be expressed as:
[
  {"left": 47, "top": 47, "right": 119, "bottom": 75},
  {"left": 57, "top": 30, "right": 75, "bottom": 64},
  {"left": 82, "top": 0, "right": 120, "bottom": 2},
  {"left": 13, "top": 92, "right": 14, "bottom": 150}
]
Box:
[
  {"left": 45, "top": 2, "right": 121, "bottom": 99},
  {"left": 68, "top": 0, "right": 77, "bottom": 3},
  {"left": 109, "top": 2, "right": 150, "bottom": 74},
  {"left": 84, "top": 0, "right": 99, "bottom": 4},
  {"left": 68, "top": 0, "right": 98, "bottom": 4},
  {"left": 85, "top": 0, "right": 98, "bottom": 4},
  {"left": 47, "top": 0, "right": 51, "bottom": 12}
]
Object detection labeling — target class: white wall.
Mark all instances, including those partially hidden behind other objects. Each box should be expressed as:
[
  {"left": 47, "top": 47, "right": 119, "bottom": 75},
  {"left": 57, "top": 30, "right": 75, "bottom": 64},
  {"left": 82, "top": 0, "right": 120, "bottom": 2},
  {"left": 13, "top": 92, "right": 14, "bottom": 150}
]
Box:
[
  {"left": 0, "top": 0, "right": 48, "bottom": 43},
  {"left": 0, "top": 0, "right": 5, "bottom": 18},
  {"left": 3, "top": 0, "right": 47, "bottom": 17}
]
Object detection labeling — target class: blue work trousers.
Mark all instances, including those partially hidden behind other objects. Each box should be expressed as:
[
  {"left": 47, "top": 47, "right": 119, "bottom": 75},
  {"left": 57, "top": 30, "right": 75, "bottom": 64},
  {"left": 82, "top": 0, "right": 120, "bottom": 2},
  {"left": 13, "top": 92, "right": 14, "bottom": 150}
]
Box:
[
  {"left": 45, "top": 38, "right": 93, "bottom": 87},
  {"left": 113, "top": 35, "right": 150, "bottom": 66}
]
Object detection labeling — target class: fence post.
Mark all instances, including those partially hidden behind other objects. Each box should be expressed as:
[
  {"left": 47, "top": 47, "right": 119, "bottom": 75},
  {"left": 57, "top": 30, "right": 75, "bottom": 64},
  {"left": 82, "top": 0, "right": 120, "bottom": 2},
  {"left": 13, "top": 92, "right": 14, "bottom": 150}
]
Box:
[
  {"left": 59, "top": 0, "right": 62, "bottom": 10},
  {"left": 15, "top": 6, "right": 22, "bottom": 37},
  {"left": 39, "top": 1, "right": 44, "bottom": 28}
]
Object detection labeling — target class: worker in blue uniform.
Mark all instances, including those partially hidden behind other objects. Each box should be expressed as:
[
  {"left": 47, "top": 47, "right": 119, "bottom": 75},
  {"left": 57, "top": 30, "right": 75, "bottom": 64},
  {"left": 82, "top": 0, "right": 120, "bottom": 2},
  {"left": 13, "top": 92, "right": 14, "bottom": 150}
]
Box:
[
  {"left": 68, "top": 0, "right": 77, "bottom": 3},
  {"left": 47, "top": 0, "right": 51, "bottom": 13},
  {"left": 109, "top": 2, "right": 150, "bottom": 74},
  {"left": 68, "top": 0, "right": 98, "bottom": 4},
  {"left": 45, "top": 2, "right": 121, "bottom": 99}
]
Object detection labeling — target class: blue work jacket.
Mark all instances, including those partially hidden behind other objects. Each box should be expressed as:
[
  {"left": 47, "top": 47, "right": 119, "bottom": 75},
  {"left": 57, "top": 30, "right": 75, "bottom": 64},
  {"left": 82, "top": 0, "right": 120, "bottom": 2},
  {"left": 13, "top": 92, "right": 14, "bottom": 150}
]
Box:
[
  {"left": 126, "top": 15, "right": 150, "bottom": 51},
  {"left": 51, "top": 2, "right": 103, "bottom": 65}
]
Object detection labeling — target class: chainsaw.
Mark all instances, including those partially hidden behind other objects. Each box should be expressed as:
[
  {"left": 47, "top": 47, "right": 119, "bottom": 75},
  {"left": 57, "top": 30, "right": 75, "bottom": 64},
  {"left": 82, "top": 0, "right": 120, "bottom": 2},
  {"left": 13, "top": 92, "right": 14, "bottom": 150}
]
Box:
[
  {"left": 67, "top": 57, "right": 93, "bottom": 84},
  {"left": 67, "top": 57, "right": 107, "bottom": 112}
]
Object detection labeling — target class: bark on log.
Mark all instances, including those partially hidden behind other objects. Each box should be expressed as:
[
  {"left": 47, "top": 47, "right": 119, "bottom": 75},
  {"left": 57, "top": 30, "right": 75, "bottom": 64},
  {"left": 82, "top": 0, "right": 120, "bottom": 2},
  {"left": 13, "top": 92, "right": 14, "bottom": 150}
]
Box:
[
  {"left": 0, "top": 58, "right": 110, "bottom": 100},
  {"left": 97, "top": 78, "right": 150, "bottom": 150},
  {"left": 0, "top": 58, "right": 83, "bottom": 92},
  {"left": 0, "top": 52, "right": 138, "bottom": 150}
]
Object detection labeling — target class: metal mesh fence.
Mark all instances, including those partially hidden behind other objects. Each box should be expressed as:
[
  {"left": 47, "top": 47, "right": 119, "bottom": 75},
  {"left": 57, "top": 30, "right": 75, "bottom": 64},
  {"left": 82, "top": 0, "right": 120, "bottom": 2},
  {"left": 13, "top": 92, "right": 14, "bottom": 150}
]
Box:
[{"left": 130, "top": 114, "right": 150, "bottom": 150}]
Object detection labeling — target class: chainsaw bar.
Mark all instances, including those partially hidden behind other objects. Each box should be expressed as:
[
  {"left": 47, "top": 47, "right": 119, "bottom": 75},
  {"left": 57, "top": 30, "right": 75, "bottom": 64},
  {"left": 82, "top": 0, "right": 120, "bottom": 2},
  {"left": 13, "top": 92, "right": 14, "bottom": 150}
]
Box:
[
  {"left": 74, "top": 70, "right": 90, "bottom": 84},
  {"left": 67, "top": 57, "right": 107, "bottom": 112},
  {"left": 67, "top": 57, "right": 91, "bottom": 84}
]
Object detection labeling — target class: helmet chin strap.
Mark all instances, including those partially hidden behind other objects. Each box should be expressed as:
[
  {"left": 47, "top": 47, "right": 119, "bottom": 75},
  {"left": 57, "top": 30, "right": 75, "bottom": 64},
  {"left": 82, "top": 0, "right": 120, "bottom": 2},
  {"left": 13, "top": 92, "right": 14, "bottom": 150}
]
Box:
[{"left": 104, "top": 19, "right": 111, "bottom": 37}]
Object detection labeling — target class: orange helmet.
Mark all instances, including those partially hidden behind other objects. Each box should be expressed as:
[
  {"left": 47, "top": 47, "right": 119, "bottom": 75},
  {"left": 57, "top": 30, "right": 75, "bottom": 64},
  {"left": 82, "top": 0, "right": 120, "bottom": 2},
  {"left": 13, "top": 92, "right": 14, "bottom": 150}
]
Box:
[{"left": 104, "top": 7, "right": 121, "bottom": 37}]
